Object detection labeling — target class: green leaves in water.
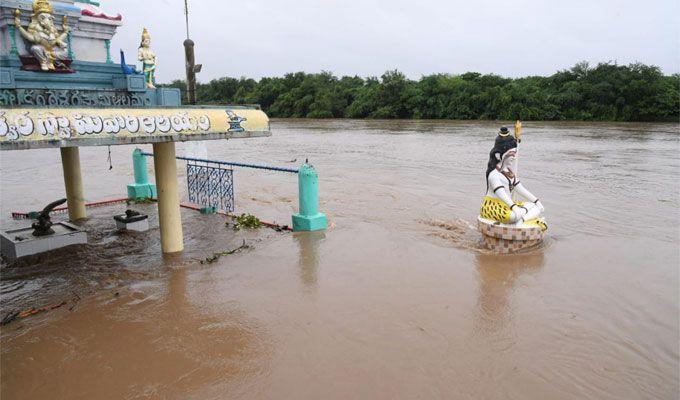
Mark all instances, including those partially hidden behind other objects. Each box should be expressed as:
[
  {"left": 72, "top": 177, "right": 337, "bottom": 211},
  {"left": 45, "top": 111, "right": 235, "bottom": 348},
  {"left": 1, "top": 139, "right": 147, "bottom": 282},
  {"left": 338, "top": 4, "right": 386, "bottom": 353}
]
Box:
[
  {"left": 200, "top": 214, "right": 263, "bottom": 264},
  {"left": 201, "top": 239, "right": 250, "bottom": 264},
  {"left": 230, "top": 213, "right": 262, "bottom": 231}
]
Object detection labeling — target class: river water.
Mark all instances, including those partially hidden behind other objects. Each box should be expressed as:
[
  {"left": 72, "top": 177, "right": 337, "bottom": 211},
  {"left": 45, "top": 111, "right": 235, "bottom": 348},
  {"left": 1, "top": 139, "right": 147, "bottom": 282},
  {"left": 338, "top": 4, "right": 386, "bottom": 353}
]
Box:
[{"left": 0, "top": 120, "right": 678, "bottom": 399}]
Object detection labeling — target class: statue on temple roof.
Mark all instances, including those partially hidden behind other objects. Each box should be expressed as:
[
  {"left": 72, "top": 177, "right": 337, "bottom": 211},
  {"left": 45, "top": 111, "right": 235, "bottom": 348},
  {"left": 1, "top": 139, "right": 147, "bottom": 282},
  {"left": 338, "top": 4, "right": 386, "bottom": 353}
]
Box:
[
  {"left": 14, "top": 0, "right": 71, "bottom": 72},
  {"left": 138, "top": 27, "right": 156, "bottom": 89}
]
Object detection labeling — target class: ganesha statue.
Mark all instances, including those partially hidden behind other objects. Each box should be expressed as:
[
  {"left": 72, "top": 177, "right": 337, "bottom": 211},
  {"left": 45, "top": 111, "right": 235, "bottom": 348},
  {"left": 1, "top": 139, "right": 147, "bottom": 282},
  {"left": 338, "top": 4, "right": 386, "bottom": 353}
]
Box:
[
  {"left": 477, "top": 124, "right": 547, "bottom": 253},
  {"left": 14, "top": 0, "right": 72, "bottom": 72}
]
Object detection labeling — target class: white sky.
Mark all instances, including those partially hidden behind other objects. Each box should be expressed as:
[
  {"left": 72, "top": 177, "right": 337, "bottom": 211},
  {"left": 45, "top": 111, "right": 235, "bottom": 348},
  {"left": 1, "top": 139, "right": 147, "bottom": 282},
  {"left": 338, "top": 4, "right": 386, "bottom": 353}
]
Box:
[{"left": 108, "top": 0, "right": 680, "bottom": 83}]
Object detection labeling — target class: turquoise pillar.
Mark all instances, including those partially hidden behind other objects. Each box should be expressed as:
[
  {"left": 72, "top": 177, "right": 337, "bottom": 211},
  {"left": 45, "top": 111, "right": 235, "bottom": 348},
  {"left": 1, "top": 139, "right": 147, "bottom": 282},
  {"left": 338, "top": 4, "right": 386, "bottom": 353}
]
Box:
[
  {"left": 8, "top": 25, "right": 18, "bottom": 57},
  {"left": 127, "top": 148, "right": 157, "bottom": 199},
  {"left": 104, "top": 39, "right": 112, "bottom": 63},
  {"left": 67, "top": 32, "right": 75, "bottom": 60},
  {"left": 292, "top": 163, "right": 327, "bottom": 232}
]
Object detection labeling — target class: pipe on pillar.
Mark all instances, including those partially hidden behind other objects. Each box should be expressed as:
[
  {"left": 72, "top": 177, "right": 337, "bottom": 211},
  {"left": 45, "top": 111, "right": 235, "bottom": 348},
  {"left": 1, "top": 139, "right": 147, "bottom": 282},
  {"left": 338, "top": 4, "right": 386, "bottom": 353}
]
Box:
[
  {"left": 184, "top": 39, "right": 196, "bottom": 105},
  {"left": 133, "top": 148, "right": 149, "bottom": 184},
  {"left": 60, "top": 147, "right": 87, "bottom": 221},
  {"left": 152, "top": 141, "right": 184, "bottom": 253},
  {"left": 127, "top": 148, "right": 157, "bottom": 199}
]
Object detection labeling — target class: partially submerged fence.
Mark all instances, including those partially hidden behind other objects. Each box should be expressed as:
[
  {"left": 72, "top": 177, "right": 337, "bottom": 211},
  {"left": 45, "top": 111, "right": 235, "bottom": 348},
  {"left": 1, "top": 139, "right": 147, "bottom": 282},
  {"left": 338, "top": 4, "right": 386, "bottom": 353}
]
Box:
[
  {"left": 185, "top": 159, "right": 235, "bottom": 213},
  {"left": 128, "top": 148, "right": 325, "bottom": 232}
]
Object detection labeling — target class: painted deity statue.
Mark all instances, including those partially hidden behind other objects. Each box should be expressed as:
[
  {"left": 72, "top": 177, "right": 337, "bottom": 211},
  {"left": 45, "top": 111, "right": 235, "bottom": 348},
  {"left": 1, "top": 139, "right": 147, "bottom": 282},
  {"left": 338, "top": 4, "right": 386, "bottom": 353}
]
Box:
[
  {"left": 138, "top": 28, "right": 156, "bottom": 89},
  {"left": 14, "top": 0, "right": 71, "bottom": 71},
  {"left": 480, "top": 127, "right": 546, "bottom": 228}
]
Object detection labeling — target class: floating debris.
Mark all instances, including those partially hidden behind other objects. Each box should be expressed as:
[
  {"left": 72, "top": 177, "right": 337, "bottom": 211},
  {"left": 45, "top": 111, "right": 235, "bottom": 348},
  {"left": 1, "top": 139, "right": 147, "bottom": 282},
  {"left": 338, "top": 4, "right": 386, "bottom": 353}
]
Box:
[
  {"left": 1, "top": 301, "right": 67, "bottom": 326},
  {"left": 200, "top": 240, "right": 250, "bottom": 264},
  {"left": 1, "top": 311, "right": 20, "bottom": 326}
]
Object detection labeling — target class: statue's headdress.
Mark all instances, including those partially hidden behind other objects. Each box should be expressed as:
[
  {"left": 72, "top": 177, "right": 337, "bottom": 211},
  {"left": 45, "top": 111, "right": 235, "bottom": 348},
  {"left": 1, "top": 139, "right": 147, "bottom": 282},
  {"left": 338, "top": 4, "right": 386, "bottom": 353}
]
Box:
[
  {"left": 498, "top": 126, "right": 510, "bottom": 137},
  {"left": 486, "top": 134, "right": 518, "bottom": 182},
  {"left": 142, "top": 27, "right": 150, "bottom": 41},
  {"left": 139, "top": 28, "right": 151, "bottom": 48},
  {"left": 32, "top": 0, "right": 53, "bottom": 15},
  {"left": 494, "top": 132, "right": 517, "bottom": 150}
]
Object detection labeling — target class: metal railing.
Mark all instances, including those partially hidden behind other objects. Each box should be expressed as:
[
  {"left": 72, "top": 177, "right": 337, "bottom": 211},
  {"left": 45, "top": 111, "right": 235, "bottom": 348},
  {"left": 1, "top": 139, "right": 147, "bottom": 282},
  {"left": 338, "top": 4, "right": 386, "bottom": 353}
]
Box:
[
  {"left": 131, "top": 149, "right": 325, "bottom": 231},
  {"left": 140, "top": 152, "right": 299, "bottom": 174}
]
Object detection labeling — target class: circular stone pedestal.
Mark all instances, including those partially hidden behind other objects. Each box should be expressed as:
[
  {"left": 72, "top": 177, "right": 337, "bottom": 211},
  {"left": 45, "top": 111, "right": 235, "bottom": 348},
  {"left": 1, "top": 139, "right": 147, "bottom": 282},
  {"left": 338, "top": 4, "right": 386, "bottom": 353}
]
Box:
[{"left": 477, "top": 216, "right": 546, "bottom": 254}]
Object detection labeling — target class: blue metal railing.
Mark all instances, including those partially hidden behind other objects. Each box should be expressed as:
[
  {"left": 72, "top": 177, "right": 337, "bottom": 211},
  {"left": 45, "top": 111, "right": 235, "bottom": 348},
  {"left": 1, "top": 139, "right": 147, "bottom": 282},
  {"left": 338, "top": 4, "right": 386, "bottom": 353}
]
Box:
[
  {"left": 186, "top": 161, "right": 235, "bottom": 212},
  {"left": 140, "top": 152, "right": 299, "bottom": 174}
]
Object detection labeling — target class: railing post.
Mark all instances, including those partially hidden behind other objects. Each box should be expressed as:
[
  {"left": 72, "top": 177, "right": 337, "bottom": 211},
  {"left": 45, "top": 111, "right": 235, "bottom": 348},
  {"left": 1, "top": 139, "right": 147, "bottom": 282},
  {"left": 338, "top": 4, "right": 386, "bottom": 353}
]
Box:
[
  {"left": 127, "top": 148, "right": 157, "bottom": 200},
  {"left": 292, "top": 162, "right": 327, "bottom": 232}
]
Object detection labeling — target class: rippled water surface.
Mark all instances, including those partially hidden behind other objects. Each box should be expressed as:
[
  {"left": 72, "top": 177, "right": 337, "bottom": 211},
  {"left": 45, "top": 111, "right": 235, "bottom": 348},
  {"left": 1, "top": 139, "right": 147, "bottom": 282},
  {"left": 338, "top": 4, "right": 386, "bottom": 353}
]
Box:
[{"left": 1, "top": 120, "right": 678, "bottom": 399}]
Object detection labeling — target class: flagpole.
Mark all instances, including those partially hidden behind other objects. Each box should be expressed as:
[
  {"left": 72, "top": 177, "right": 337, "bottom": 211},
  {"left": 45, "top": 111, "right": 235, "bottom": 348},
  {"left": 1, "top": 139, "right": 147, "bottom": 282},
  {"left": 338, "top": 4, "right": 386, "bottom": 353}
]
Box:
[
  {"left": 184, "top": 0, "right": 190, "bottom": 39},
  {"left": 513, "top": 120, "right": 522, "bottom": 201},
  {"left": 183, "top": 0, "right": 198, "bottom": 104}
]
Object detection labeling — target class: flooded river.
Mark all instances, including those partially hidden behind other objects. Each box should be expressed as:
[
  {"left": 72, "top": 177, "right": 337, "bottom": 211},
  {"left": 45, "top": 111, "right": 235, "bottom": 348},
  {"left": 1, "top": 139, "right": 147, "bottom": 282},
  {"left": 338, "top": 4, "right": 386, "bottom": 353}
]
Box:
[{"left": 1, "top": 120, "right": 678, "bottom": 399}]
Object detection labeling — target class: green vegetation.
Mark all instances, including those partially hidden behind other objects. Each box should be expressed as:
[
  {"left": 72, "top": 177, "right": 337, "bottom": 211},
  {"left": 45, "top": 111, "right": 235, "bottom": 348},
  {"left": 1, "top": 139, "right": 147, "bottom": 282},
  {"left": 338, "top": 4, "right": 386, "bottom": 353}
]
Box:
[
  {"left": 230, "top": 214, "right": 262, "bottom": 231},
  {"left": 163, "top": 62, "right": 679, "bottom": 122}
]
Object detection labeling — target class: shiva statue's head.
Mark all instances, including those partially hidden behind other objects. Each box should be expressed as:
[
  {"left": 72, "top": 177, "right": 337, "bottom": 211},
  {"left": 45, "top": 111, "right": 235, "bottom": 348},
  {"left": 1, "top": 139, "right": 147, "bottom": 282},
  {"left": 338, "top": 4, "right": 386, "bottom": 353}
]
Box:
[{"left": 486, "top": 134, "right": 517, "bottom": 178}]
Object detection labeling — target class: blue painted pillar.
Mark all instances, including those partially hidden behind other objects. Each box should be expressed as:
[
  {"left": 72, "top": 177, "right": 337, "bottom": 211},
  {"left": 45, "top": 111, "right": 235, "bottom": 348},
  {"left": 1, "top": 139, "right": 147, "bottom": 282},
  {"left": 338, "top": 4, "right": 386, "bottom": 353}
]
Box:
[
  {"left": 8, "top": 25, "right": 18, "bottom": 57},
  {"left": 292, "top": 163, "right": 327, "bottom": 232},
  {"left": 67, "top": 32, "right": 75, "bottom": 60},
  {"left": 104, "top": 39, "right": 112, "bottom": 63},
  {"left": 127, "top": 148, "right": 157, "bottom": 199}
]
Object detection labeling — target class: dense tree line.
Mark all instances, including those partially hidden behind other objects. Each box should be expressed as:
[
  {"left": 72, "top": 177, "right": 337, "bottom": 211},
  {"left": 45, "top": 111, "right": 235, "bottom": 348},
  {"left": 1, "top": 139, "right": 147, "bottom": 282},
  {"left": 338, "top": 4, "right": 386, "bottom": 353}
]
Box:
[{"left": 162, "top": 62, "right": 679, "bottom": 121}]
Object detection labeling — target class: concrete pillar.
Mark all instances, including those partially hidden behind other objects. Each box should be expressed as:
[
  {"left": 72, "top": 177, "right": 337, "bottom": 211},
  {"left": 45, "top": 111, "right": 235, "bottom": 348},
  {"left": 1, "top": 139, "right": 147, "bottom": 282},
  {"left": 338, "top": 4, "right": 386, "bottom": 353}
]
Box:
[
  {"left": 60, "top": 147, "right": 86, "bottom": 221},
  {"left": 152, "top": 141, "right": 184, "bottom": 253},
  {"left": 292, "top": 163, "right": 327, "bottom": 232}
]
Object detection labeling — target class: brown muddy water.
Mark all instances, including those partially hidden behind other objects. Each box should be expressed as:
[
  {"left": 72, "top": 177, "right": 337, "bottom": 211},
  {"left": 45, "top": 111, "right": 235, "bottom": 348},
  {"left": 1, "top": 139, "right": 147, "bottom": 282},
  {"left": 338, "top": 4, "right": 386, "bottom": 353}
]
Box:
[{"left": 0, "top": 120, "right": 678, "bottom": 399}]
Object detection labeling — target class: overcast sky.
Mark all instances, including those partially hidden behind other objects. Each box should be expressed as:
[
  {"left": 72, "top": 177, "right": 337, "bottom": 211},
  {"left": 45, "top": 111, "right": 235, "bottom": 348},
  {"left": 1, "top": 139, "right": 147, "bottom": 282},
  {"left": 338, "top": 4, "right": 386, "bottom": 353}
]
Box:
[{"left": 108, "top": 0, "right": 680, "bottom": 83}]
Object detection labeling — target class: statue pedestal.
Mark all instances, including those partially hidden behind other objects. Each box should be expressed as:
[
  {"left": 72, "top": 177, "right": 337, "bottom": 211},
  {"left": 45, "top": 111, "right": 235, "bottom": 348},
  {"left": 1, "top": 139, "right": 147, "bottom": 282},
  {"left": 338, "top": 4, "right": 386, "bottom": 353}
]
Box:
[
  {"left": 0, "top": 222, "right": 87, "bottom": 263},
  {"left": 19, "top": 55, "right": 75, "bottom": 73},
  {"left": 477, "top": 217, "right": 545, "bottom": 254}
]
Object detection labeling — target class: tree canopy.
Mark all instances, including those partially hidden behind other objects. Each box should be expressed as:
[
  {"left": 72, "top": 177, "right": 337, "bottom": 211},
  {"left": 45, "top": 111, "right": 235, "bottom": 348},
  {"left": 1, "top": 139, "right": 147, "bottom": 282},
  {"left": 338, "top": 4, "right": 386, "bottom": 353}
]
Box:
[{"left": 162, "top": 62, "right": 679, "bottom": 122}]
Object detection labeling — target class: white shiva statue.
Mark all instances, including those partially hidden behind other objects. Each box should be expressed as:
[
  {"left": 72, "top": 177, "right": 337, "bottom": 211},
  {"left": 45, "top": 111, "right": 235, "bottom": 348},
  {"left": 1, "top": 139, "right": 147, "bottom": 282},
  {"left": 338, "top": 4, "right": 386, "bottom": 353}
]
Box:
[{"left": 480, "top": 126, "right": 546, "bottom": 228}]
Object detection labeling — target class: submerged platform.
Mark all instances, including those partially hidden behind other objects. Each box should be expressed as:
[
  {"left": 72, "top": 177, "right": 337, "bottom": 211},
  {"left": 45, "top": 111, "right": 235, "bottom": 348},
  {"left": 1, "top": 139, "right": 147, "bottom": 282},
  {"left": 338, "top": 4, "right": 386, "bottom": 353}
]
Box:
[{"left": 0, "top": 222, "right": 87, "bottom": 262}]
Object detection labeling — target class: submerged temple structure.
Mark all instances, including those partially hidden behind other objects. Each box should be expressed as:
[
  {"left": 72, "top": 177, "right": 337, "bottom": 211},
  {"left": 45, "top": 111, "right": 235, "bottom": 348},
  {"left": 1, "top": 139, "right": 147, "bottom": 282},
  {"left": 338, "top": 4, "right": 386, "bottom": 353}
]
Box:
[{"left": 0, "top": 0, "right": 271, "bottom": 253}]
